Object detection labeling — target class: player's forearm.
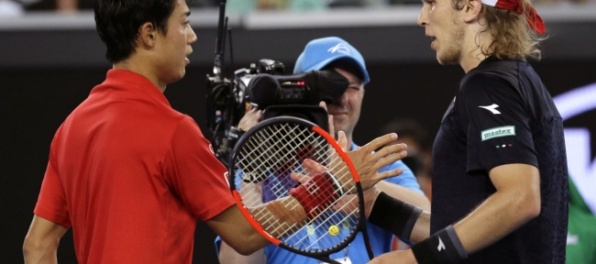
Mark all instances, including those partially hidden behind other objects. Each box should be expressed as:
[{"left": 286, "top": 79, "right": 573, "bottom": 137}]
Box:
[
  {"left": 219, "top": 241, "right": 266, "bottom": 263},
  {"left": 376, "top": 181, "right": 430, "bottom": 211},
  {"left": 405, "top": 165, "right": 542, "bottom": 263},
  {"left": 366, "top": 190, "right": 430, "bottom": 243},
  {"left": 382, "top": 183, "right": 431, "bottom": 243},
  {"left": 23, "top": 216, "right": 67, "bottom": 264},
  {"left": 208, "top": 206, "right": 272, "bottom": 255},
  {"left": 454, "top": 188, "right": 540, "bottom": 254},
  {"left": 255, "top": 196, "right": 307, "bottom": 238},
  {"left": 454, "top": 164, "right": 541, "bottom": 255},
  {"left": 409, "top": 210, "right": 431, "bottom": 243},
  {"left": 403, "top": 181, "right": 540, "bottom": 264},
  {"left": 220, "top": 220, "right": 271, "bottom": 256},
  {"left": 23, "top": 238, "right": 59, "bottom": 264}
]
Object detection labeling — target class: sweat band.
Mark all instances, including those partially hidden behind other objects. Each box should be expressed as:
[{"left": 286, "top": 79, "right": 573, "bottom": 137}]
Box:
[
  {"left": 411, "top": 225, "right": 468, "bottom": 264},
  {"left": 289, "top": 172, "right": 343, "bottom": 219},
  {"left": 368, "top": 191, "right": 422, "bottom": 241}
]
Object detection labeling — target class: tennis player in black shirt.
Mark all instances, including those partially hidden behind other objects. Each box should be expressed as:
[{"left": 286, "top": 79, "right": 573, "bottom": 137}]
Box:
[{"left": 365, "top": 0, "right": 569, "bottom": 263}]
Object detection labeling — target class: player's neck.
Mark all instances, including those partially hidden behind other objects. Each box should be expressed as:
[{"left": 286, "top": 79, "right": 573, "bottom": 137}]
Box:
[
  {"left": 113, "top": 55, "right": 167, "bottom": 92},
  {"left": 460, "top": 23, "right": 492, "bottom": 73}
]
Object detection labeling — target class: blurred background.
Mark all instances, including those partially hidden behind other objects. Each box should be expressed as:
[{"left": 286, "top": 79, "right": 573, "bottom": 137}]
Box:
[{"left": 1, "top": 1, "right": 595, "bottom": 263}]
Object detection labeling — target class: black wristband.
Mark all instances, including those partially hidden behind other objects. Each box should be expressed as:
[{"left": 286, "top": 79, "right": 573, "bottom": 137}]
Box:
[
  {"left": 411, "top": 225, "right": 467, "bottom": 264},
  {"left": 368, "top": 191, "right": 422, "bottom": 241}
]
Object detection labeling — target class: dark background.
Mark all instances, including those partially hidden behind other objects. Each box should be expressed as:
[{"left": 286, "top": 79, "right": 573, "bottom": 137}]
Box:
[{"left": 1, "top": 6, "right": 595, "bottom": 263}]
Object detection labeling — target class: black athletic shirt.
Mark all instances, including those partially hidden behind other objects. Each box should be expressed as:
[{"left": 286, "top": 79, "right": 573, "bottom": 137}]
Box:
[{"left": 431, "top": 57, "right": 569, "bottom": 264}]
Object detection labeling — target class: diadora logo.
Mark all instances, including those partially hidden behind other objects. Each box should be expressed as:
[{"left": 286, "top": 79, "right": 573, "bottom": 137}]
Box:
[
  {"left": 437, "top": 238, "right": 446, "bottom": 251},
  {"left": 327, "top": 43, "right": 351, "bottom": 55},
  {"left": 479, "top": 103, "right": 501, "bottom": 115},
  {"left": 481, "top": 126, "right": 515, "bottom": 141}
]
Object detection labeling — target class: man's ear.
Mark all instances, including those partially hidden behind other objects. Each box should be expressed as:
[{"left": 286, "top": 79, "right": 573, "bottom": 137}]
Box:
[
  {"left": 139, "top": 22, "right": 156, "bottom": 47},
  {"left": 463, "top": 0, "right": 483, "bottom": 23}
]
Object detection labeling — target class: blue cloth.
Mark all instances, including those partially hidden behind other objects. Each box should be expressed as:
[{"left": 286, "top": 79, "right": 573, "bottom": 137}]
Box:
[
  {"left": 215, "top": 142, "right": 422, "bottom": 263},
  {"left": 293, "top": 36, "right": 370, "bottom": 84}
]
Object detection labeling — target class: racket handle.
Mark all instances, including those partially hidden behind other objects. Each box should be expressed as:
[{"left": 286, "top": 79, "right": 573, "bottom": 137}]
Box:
[{"left": 289, "top": 172, "right": 342, "bottom": 219}]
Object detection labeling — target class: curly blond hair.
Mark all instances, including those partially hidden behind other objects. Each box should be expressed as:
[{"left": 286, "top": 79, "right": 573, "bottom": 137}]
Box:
[{"left": 453, "top": 0, "right": 546, "bottom": 61}]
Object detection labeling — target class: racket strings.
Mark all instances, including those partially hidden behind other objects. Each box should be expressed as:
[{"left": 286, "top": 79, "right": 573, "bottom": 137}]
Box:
[
  {"left": 300, "top": 181, "right": 361, "bottom": 251},
  {"left": 241, "top": 123, "right": 313, "bottom": 175},
  {"left": 234, "top": 122, "right": 362, "bottom": 252},
  {"left": 288, "top": 200, "right": 360, "bottom": 252},
  {"left": 237, "top": 123, "right": 319, "bottom": 236}
]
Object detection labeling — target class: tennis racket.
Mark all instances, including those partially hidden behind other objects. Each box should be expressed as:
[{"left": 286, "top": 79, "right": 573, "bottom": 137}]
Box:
[{"left": 228, "top": 116, "right": 374, "bottom": 264}]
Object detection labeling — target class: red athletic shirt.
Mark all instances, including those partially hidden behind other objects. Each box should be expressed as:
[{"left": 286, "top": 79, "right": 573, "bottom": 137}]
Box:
[{"left": 34, "top": 69, "right": 235, "bottom": 264}]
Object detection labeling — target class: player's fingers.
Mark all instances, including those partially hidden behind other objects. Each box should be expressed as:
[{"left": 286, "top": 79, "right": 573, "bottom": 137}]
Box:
[
  {"left": 359, "top": 169, "right": 402, "bottom": 191},
  {"left": 328, "top": 114, "right": 335, "bottom": 139},
  {"left": 337, "top": 131, "right": 348, "bottom": 152},
  {"left": 290, "top": 172, "right": 311, "bottom": 184},
  {"left": 377, "top": 169, "right": 403, "bottom": 181},
  {"left": 361, "top": 133, "right": 399, "bottom": 153},
  {"left": 376, "top": 147, "right": 408, "bottom": 168},
  {"left": 302, "top": 158, "right": 327, "bottom": 176},
  {"left": 373, "top": 143, "right": 408, "bottom": 162},
  {"left": 319, "top": 101, "right": 328, "bottom": 111}
]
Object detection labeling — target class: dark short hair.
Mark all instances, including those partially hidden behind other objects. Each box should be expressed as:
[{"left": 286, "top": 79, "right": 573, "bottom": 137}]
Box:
[{"left": 94, "top": 0, "right": 180, "bottom": 63}]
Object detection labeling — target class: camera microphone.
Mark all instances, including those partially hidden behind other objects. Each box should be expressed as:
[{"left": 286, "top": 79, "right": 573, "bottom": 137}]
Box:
[{"left": 246, "top": 74, "right": 281, "bottom": 110}]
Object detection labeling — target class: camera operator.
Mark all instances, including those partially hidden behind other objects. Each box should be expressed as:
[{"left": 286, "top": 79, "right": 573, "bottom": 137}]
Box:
[{"left": 216, "top": 36, "right": 430, "bottom": 264}]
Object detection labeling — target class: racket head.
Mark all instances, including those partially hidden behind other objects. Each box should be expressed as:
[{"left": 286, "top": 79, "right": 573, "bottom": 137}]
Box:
[{"left": 228, "top": 116, "right": 367, "bottom": 260}]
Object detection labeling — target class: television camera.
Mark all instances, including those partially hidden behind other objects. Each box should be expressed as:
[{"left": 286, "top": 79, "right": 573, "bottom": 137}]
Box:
[{"left": 205, "top": 2, "right": 349, "bottom": 164}]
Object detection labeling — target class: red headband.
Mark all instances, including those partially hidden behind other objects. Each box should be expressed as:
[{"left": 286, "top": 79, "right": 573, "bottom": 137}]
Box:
[{"left": 481, "top": 0, "right": 546, "bottom": 34}]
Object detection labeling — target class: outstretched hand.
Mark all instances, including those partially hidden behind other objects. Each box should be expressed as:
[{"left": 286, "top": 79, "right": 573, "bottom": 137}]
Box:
[
  {"left": 319, "top": 101, "right": 408, "bottom": 190},
  {"left": 345, "top": 133, "right": 408, "bottom": 190},
  {"left": 291, "top": 132, "right": 408, "bottom": 192},
  {"left": 237, "top": 108, "right": 262, "bottom": 132}
]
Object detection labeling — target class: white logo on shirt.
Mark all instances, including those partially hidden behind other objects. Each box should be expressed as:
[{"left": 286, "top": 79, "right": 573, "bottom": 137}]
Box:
[
  {"left": 437, "top": 238, "right": 446, "bottom": 251},
  {"left": 481, "top": 126, "right": 516, "bottom": 141},
  {"left": 222, "top": 171, "right": 230, "bottom": 187},
  {"left": 479, "top": 103, "right": 501, "bottom": 115}
]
